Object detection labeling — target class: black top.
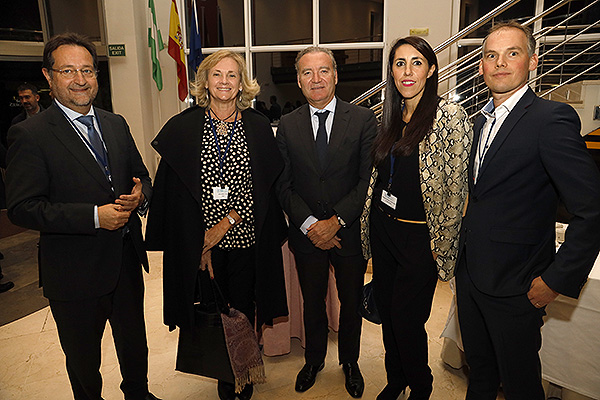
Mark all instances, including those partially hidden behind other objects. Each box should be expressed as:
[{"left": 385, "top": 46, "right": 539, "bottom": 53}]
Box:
[{"left": 374, "top": 123, "right": 426, "bottom": 221}]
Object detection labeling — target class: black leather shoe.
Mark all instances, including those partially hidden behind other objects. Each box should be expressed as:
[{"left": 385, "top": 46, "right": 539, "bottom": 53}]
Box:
[
  {"left": 295, "top": 363, "right": 324, "bottom": 392},
  {"left": 376, "top": 383, "right": 407, "bottom": 400},
  {"left": 342, "top": 362, "right": 364, "bottom": 398},
  {"left": 0, "top": 281, "right": 14, "bottom": 293},
  {"left": 143, "top": 394, "right": 162, "bottom": 400},
  {"left": 217, "top": 381, "right": 236, "bottom": 400},
  {"left": 238, "top": 383, "right": 253, "bottom": 400}
]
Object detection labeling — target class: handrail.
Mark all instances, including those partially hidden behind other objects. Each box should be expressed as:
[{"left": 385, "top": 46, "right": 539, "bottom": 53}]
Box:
[
  {"left": 540, "top": 60, "right": 600, "bottom": 97},
  {"left": 433, "top": 0, "right": 522, "bottom": 53},
  {"left": 351, "top": 0, "right": 523, "bottom": 104}
]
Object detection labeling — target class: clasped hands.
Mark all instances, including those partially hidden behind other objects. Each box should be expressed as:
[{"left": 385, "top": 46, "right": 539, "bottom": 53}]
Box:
[
  {"left": 98, "top": 177, "right": 144, "bottom": 230},
  {"left": 307, "top": 216, "right": 342, "bottom": 250}
]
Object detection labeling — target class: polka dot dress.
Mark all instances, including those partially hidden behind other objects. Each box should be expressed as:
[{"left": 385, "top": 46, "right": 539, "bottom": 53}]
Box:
[{"left": 201, "top": 116, "right": 256, "bottom": 250}]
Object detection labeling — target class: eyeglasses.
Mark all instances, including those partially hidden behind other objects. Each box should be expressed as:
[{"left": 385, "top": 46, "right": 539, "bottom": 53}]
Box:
[{"left": 51, "top": 68, "right": 98, "bottom": 79}]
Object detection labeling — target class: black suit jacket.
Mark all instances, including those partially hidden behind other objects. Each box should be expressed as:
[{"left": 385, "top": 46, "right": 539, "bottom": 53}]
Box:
[
  {"left": 459, "top": 88, "right": 600, "bottom": 298},
  {"left": 276, "top": 99, "right": 377, "bottom": 256},
  {"left": 5, "top": 103, "right": 152, "bottom": 301}
]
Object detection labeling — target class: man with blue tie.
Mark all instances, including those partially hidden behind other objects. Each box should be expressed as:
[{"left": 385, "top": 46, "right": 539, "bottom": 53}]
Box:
[
  {"left": 276, "top": 46, "right": 377, "bottom": 398},
  {"left": 5, "top": 33, "right": 160, "bottom": 400}
]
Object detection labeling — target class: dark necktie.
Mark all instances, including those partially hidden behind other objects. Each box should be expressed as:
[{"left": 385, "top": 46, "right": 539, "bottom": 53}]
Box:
[
  {"left": 315, "top": 110, "right": 330, "bottom": 167},
  {"left": 76, "top": 115, "right": 105, "bottom": 161}
]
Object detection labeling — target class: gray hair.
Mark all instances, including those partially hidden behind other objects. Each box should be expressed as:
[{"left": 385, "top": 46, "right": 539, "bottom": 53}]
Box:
[{"left": 294, "top": 46, "right": 337, "bottom": 74}]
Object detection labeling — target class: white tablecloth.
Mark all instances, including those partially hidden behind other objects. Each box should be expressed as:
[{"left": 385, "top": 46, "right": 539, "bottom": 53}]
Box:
[
  {"left": 440, "top": 245, "right": 600, "bottom": 399},
  {"left": 540, "top": 255, "right": 600, "bottom": 399}
]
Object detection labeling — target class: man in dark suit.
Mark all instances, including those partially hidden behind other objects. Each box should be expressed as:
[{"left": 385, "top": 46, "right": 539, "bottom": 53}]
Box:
[
  {"left": 457, "top": 21, "right": 600, "bottom": 399},
  {"left": 276, "top": 46, "right": 377, "bottom": 398},
  {"left": 5, "top": 33, "right": 160, "bottom": 400}
]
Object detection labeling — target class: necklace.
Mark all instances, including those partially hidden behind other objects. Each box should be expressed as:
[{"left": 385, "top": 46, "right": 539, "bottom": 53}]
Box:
[
  {"left": 209, "top": 108, "right": 237, "bottom": 136},
  {"left": 210, "top": 108, "right": 236, "bottom": 122}
]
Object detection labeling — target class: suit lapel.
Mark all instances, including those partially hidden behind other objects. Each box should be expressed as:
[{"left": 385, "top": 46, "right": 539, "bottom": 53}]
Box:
[
  {"left": 47, "top": 106, "right": 113, "bottom": 192},
  {"left": 476, "top": 88, "right": 536, "bottom": 184},
  {"left": 295, "top": 105, "right": 321, "bottom": 173},
  {"left": 324, "top": 100, "right": 350, "bottom": 172}
]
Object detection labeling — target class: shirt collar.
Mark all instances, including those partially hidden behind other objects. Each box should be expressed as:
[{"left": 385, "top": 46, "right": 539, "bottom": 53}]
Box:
[
  {"left": 482, "top": 85, "right": 529, "bottom": 120},
  {"left": 309, "top": 97, "right": 337, "bottom": 116},
  {"left": 54, "top": 99, "right": 95, "bottom": 122}
]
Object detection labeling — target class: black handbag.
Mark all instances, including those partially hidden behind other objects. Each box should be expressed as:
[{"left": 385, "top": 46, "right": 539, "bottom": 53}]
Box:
[
  {"left": 175, "top": 270, "right": 235, "bottom": 383},
  {"left": 358, "top": 280, "right": 382, "bottom": 325}
]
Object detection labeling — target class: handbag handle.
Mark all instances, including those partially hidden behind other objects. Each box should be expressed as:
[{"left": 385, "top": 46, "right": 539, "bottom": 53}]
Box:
[{"left": 197, "top": 269, "right": 231, "bottom": 316}]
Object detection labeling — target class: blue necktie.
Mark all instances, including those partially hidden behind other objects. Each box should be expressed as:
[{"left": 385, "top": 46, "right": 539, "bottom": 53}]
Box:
[
  {"left": 76, "top": 115, "right": 105, "bottom": 162},
  {"left": 315, "top": 110, "right": 330, "bottom": 167}
]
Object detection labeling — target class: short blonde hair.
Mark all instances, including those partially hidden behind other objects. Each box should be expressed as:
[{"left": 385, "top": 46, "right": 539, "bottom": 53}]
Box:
[{"left": 190, "top": 50, "right": 260, "bottom": 110}]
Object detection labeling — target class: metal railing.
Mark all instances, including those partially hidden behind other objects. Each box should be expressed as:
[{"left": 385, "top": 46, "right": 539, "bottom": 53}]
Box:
[{"left": 351, "top": 0, "right": 600, "bottom": 121}]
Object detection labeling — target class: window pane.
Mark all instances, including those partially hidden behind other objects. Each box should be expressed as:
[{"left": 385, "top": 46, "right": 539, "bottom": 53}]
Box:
[
  {"left": 252, "top": 0, "right": 312, "bottom": 46},
  {"left": 0, "top": 0, "right": 43, "bottom": 41},
  {"left": 320, "top": 0, "right": 383, "bottom": 43},
  {"left": 253, "top": 50, "right": 382, "bottom": 123},
  {"left": 459, "top": 0, "right": 535, "bottom": 38},
  {"left": 46, "top": 0, "right": 102, "bottom": 41},
  {"left": 193, "top": 0, "right": 244, "bottom": 48}
]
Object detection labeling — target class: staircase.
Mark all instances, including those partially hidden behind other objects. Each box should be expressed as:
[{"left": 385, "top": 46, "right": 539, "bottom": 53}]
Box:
[{"left": 351, "top": 0, "right": 600, "bottom": 134}]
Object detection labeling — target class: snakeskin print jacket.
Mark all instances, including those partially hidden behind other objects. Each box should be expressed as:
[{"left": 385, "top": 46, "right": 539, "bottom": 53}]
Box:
[{"left": 360, "top": 98, "right": 473, "bottom": 281}]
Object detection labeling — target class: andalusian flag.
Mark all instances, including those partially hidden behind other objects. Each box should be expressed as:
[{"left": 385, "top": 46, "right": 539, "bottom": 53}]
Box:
[
  {"left": 147, "top": 0, "right": 164, "bottom": 91},
  {"left": 168, "top": 0, "right": 188, "bottom": 101}
]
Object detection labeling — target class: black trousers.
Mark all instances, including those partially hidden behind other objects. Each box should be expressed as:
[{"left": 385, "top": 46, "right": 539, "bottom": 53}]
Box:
[
  {"left": 210, "top": 246, "right": 256, "bottom": 327},
  {"left": 294, "top": 246, "right": 366, "bottom": 366},
  {"left": 370, "top": 206, "right": 437, "bottom": 398},
  {"left": 49, "top": 236, "right": 149, "bottom": 400},
  {"left": 455, "top": 254, "right": 545, "bottom": 400}
]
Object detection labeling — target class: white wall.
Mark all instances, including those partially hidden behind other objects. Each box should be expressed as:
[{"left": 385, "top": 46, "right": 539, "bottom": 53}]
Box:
[
  {"left": 574, "top": 81, "right": 600, "bottom": 136},
  {"left": 103, "top": 0, "right": 183, "bottom": 177}
]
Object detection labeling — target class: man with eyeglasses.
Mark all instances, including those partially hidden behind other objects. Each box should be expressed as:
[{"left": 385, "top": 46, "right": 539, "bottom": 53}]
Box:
[{"left": 5, "top": 33, "right": 160, "bottom": 400}]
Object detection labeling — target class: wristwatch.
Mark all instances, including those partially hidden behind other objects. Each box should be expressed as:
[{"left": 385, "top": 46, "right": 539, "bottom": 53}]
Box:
[
  {"left": 226, "top": 214, "right": 236, "bottom": 226},
  {"left": 336, "top": 214, "right": 347, "bottom": 228}
]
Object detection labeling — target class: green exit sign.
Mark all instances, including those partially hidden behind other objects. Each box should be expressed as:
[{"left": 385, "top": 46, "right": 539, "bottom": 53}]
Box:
[{"left": 108, "top": 44, "right": 126, "bottom": 57}]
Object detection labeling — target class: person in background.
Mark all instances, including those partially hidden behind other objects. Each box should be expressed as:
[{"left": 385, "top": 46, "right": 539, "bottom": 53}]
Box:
[
  {"left": 11, "top": 83, "right": 45, "bottom": 127},
  {"left": 268, "top": 95, "right": 282, "bottom": 122},
  {"left": 361, "top": 36, "right": 471, "bottom": 400},
  {"left": 276, "top": 46, "right": 377, "bottom": 398},
  {"left": 457, "top": 21, "right": 600, "bottom": 399},
  {"left": 146, "top": 49, "right": 288, "bottom": 400},
  {"left": 5, "top": 33, "right": 158, "bottom": 400}
]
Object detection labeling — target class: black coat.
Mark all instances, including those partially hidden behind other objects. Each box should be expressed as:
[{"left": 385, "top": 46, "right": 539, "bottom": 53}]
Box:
[{"left": 146, "top": 106, "right": 288, "bottom": 329}]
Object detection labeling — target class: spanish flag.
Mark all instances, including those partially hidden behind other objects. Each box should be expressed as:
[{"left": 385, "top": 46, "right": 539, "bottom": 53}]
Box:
[{"left": 168, "top": 0, "right": 188, "bottom": 101}]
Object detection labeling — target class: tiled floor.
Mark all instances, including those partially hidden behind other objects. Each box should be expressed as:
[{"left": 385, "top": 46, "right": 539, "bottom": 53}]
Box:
[{"left": 0, "top": 250, "right": 482, "bottom": 400}]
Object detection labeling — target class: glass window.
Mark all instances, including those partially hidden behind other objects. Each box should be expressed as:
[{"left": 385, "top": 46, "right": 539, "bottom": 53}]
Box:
[
  {"left": 0, "top": 0, "right": 43, "bottom": 42},
  {"left": 459, "top": 0, "right": 535, "bottom": 38},
  {"left": 46, "top": 0, "right": 102, "bottom": 42},
  {"left": 193, "top": 0, "right": 245, "bottom": 48},
  {"left": 253, "top": 50, "right": 381, "bottom": 123},
  {"left": 320, "top": 0, "right": 383, "bottom": 43},
  {"left": 252, "top": 0, "right": 312, "bottom": 46}
]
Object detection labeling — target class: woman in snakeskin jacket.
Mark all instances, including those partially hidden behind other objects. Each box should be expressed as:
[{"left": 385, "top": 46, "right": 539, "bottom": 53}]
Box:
[{"left": 360, "top": 36, "right": 472, "bottom": 400}]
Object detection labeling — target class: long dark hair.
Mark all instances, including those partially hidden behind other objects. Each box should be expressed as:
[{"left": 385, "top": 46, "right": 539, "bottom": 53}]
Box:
[{"left": 372, "top": 36, "right": 439, "bottom": 165}]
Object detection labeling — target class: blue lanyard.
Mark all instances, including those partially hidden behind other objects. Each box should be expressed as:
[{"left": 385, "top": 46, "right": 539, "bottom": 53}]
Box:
[
  {"left": 387, "top": 153, "right": 396, "bottom": 191},
  {"left": 59, "top": 107, "right": 112, "bottom": 182},
  {"left": 208, "top": 110, "right": 238, "bottom": 186}
]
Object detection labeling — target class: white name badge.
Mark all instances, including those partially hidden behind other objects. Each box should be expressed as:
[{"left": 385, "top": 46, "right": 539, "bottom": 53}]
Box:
[
  {"left": 381, "top": 190, "right": 397, "bottom": 210},
  {"left": 213, "top": 186, "right": 229, "bottom": 200}
]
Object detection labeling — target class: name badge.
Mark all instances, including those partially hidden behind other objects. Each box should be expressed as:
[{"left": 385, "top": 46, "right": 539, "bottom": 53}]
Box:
[
  {"left": 212, "top": 186, "right": 229, "bottom": 200},
  {"left": 381, "top": 190, "right": 397, "bottom": 210}
]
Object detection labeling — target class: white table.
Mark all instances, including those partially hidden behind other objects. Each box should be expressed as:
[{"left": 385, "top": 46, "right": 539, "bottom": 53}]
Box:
[
  {"left": 540, "top": 255, "right": 600, "bottom": 399},
  {"left": 440, "top": 242, "right": 600, "bottom": 399}
]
